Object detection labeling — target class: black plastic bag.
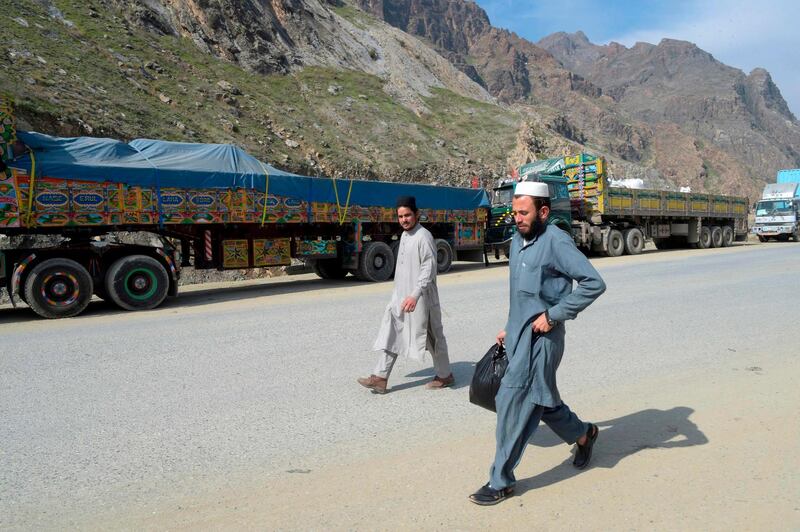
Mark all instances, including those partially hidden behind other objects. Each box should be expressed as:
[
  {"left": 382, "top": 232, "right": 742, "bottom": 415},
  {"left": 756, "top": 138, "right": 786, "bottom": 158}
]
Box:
[{"left": 469, "top": 343, "right": 508, "bottom": 412}]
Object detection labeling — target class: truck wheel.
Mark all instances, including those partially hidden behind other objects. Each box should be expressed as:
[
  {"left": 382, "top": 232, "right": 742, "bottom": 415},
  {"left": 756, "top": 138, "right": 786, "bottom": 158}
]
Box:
[
  {"left": 606, "top": 229, "right": 624, "bottom": 257},
  {"left": 623, "top": 228, "right": 645, "bottom": 255},
  {"left": 105, "top": 255, "right": 169, "bottom": 311},
  {"left": 710, "top": 226, "right": 723, "bottom": 248},
  {"left": 757, "top": 235, "right": 767, "bottom": 243},
  {"left": 721, "top": 226, "right": 734, "bottom": 247},
  {"left": 435, "top": 239, "right": 453, "bottom": 273},
  {"left": 24, "top": 258, "right": 93, "bottom": 319},
  {"left": 356, "top": 241, "right": 395, "bottom": 282},
  {"left": 311, "top": 258, "right": 348, "bottom": 280},
  {"left": 697, "top": 226, "right": 712, "bottom": 249}
]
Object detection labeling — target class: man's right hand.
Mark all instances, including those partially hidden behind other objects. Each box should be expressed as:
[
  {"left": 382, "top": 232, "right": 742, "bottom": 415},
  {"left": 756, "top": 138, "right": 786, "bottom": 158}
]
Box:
[{"left": 496, "top": 330, "right": 506, "bottom": 346}]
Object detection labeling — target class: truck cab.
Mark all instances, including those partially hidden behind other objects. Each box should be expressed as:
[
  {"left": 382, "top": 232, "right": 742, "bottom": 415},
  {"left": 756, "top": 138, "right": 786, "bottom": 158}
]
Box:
[
  {"left": 752, "top": 183, "right": 800, "bottom": 242},
  {"left": 485, "top": 173, "right": 571, "bottom": 258}
]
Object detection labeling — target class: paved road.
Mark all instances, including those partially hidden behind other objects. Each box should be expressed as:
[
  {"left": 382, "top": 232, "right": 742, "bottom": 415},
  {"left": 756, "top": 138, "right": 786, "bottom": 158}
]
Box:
[{"left": 1, "top": 241, "right": 798, "bottom": 529}]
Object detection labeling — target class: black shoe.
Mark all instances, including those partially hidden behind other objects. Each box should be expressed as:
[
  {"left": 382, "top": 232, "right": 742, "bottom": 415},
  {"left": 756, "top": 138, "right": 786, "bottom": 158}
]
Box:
[
  {"left": 468, "top": 483, "right": 514, "bottom": 506},
  {"left": 573, "top": 423, "right": 599, "bottom": 469}
]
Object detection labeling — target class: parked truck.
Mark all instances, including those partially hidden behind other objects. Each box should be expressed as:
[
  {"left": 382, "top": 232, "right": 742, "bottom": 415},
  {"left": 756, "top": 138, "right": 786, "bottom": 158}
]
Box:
[
  {"left": 0, "top": 100, "right": 488, "bottom": 319},
  {"left": 485, "top": 153, "right": 749, "bottom": 257},
  {"left": 751, "top": 181, "right": 800, "bottom": 242}
]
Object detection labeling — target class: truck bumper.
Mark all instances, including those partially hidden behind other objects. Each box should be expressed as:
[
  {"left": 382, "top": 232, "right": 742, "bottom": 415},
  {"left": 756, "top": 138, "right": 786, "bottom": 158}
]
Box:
[{"left": 752, "top": 225, "right": 794, "bottom": 236}]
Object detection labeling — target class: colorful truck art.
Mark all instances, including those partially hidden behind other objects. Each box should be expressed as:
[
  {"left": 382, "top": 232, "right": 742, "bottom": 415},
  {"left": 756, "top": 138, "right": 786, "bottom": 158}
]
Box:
[{"left": 0, "top": 169, "right": 484, "bottom": 229}]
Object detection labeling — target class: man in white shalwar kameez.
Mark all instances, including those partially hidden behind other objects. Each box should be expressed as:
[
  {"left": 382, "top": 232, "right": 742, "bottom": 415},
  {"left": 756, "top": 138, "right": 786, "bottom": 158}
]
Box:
[{"left": 357, "top": 195, "right": 454, "bottom": 394}]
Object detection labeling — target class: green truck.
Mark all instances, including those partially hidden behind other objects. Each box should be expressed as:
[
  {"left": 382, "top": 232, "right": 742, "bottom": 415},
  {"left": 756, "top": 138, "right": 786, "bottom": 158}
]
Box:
[{"left": 486, "top": 154, "right": 749, "bottom": 257}]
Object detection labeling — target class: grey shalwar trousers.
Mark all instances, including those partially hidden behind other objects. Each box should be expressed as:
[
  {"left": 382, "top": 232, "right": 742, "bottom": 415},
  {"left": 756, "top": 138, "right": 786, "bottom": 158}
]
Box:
[
  {"left": 373, "top": 349, "right": 451, "bottom": 380},
  {"left": 490, "top": 385, "right": 589, "bottom": 490}
]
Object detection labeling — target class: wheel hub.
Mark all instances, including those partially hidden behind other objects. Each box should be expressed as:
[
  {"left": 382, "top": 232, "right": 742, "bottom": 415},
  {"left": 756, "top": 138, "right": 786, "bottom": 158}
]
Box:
[
  {"left": 41, "top": 271, "right": 79, "bottom": 306},
  {"left": 51, "top": 281, "right": 68, "bottom": 297}
]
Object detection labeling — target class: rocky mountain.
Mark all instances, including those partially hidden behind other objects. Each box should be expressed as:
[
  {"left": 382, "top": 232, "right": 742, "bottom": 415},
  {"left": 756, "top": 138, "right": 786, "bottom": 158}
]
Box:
[
  {"left": 538, "top": 32, "right": 799, "bottom": 184},
  {"left": 4, "top": 0, "right": 799, "bottom": 202},
  {"left": 355, "top": 1, "right": 800, "bottom": 198}
]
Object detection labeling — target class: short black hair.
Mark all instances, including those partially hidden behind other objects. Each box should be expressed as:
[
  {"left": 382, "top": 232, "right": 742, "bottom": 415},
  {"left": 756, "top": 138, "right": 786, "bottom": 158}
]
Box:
[
  {"left": 532, "top": 197, "right": 551, "bottom": 210},
  {"left": 396, "top": 195, "right": 418, "bottom": 213}
]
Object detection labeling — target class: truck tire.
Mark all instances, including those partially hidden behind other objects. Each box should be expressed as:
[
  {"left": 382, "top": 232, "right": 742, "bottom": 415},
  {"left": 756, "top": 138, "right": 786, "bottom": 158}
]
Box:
[
  {"left": 24, "top": 258, "right": 93, "bottom": 319},
  {"left": 623, "top": 228, "right": 645, "bottom": 255},
  {"left": 105, "top": 255, "right": 169, "bottom": 311},
  {"left": 356, "top": 241, "right": 395, "bottom": 282},
  {"left": 697, "top": 226, "right": 712, "bottom": 249},
  {"left": 721, "top": 226, "right": 734, "bottom": 247},
  {"left": 435, "top": 239, "right": 453, "bottom": 273},
  {"left": 757, "top": 235, "right": 768, "bottom": 243},
  {"left": 710, "top": 226, "right": 723, "bottom": 248},
  {"left": 606, "top": 229, "right": 624, "bottom": 257},
  {"left": 311, "top": 258, "right": 348, "bottom": 280}
]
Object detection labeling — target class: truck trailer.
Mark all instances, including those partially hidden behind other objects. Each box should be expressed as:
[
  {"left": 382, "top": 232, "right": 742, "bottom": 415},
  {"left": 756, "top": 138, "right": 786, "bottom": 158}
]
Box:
[
  {"left": 485, "top": 154, "right": 749, "bottom": 257},
  {"left": 0, "top": 101, "right": 488, "bottom": 319}
]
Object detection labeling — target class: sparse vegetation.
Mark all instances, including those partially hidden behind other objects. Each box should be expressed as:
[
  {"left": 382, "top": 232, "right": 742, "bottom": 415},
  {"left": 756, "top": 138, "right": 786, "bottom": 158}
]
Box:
[{"left": 2, "top": 0, "right": 520, "bottom": 184}]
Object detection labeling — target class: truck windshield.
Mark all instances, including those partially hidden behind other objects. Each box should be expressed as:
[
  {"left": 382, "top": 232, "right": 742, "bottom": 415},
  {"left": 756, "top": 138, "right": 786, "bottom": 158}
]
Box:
[
  {"left": 756, "top": 200, "right": 793, "bottom": 215},
  {"left": 492, "top": 187, "right": 514, "bottom": 206}
]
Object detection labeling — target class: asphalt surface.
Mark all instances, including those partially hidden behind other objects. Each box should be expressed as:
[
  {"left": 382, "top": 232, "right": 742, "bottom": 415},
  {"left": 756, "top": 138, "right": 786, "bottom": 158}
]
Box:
[{"left": 1, "top": 241, "right": 798, "bottom": 529}]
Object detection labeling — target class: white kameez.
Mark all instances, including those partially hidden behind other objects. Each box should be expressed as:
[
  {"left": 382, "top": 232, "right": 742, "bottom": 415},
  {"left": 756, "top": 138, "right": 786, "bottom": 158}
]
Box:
[{"left": 372, "top": 224, "right": 447, "bottom": 363}]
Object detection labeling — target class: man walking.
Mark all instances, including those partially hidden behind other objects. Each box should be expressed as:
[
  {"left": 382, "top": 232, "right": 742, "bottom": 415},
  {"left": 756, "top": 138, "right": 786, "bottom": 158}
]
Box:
[
  {"left": 469, "top": 181, "right": 606, "bottom": 505},
  {"left": 357, "top": 195, "right": 454, "bottom": 395}
]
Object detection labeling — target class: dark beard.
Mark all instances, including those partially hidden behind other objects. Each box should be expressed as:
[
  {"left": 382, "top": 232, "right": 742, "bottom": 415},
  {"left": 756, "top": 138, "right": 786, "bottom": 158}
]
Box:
[{"left": 518, "top": 219, "right": 546, "bottom": 240}]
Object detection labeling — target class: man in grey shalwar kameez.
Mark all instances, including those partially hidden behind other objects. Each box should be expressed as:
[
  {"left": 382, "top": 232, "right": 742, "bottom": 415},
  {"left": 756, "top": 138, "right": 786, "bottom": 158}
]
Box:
[
  {"left": 357, "top": 195, "right": 454, "bottom": 395},
  {"left": 470, "top": 181, "right": 606, "bottom": 505}
]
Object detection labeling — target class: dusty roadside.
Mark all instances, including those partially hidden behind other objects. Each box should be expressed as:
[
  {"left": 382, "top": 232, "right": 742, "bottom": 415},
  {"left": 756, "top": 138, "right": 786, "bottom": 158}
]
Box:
[{"left": 89, "top": 347, "right": 798, "bottom": 531}]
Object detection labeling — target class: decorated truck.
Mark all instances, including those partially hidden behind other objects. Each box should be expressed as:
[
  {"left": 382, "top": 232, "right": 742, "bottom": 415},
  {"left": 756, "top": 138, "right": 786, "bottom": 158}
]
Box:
[
  {"left": 0, "top": 100, "right": 488, "bottom": 319},
  {"left": 485, "top": 153, "right": 749, "bottom": 257}
]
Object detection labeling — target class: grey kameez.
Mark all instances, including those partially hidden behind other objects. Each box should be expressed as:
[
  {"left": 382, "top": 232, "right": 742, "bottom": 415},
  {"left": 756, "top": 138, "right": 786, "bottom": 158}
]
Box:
[
  {"left": 489, "top": 224, "right": 606, "bottom": 489},
  {"left": 372, "top": 224, "right": 448, "bottom": 364}
]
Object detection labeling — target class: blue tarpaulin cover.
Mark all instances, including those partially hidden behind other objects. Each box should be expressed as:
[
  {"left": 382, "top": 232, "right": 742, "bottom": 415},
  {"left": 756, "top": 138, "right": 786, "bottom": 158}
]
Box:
[{"left": 12, "top": 132, "right": 489, "bottom": 210}]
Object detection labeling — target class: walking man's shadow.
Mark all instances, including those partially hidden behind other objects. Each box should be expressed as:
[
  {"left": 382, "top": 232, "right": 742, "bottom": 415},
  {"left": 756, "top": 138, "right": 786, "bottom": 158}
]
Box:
[{"left": 517, "top": 406, "right": 708, "bottom": 494}]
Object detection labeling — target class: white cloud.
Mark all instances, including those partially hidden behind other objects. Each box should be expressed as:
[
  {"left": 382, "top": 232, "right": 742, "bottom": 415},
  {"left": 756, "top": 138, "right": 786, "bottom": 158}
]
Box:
[{"left": 607, "top": 0, "right": 800, "bottom": 117}]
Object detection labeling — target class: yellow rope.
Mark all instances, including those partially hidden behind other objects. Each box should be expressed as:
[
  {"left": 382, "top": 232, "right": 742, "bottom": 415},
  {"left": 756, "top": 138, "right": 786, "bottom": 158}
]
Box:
[
  {"left": 258, "top": 160, "right": 270, "bottom": 226},
  {"left": 25, "top": 152, "right": 36, "bottom": 227},
  {"left": 332, "top": 177, "right": 354, "bottom": 225}
]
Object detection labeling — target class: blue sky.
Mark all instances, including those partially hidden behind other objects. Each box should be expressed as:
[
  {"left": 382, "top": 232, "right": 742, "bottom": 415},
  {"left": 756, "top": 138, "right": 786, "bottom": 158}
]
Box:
[{"left": 473, "top": 0, "right": 800, "bottom": 117}]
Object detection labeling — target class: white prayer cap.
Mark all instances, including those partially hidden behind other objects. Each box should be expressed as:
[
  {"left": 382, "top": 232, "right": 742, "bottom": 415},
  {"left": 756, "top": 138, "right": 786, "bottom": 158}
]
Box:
[{"left": 514, "top": 181, "right": 549, "bottom": 198}]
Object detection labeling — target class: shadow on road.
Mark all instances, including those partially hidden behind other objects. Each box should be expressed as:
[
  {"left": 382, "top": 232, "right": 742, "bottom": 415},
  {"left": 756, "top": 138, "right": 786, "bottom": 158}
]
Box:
[
  {"left": 389, "top": 361, "right": 477, "bottom": 392},
  {"left": 515, "top": 406, "right": 708, "bottom": 495}
]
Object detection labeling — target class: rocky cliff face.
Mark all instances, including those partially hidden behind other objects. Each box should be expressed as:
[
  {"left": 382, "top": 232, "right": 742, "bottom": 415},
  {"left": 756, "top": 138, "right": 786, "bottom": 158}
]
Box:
[{"left": 113, "top": 0, "right": 492, "bottom": 113}]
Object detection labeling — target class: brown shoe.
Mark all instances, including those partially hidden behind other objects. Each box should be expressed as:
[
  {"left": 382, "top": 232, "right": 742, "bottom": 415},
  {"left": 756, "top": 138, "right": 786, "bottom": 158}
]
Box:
[
  {"left": 426, "top": 373, "right": 454, "bottom": 389},
  {"left": 357, "top": 375, "right": 388, "bottom": 394}
]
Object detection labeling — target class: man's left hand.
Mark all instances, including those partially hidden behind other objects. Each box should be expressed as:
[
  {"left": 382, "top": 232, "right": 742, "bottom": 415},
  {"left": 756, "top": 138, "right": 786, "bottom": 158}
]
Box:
[
  {"left": 401, "top": 296, "right": 418, "bottom": 312},
  {"left": 532, "top": 313, "right": 553, "bottom": 333}
]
